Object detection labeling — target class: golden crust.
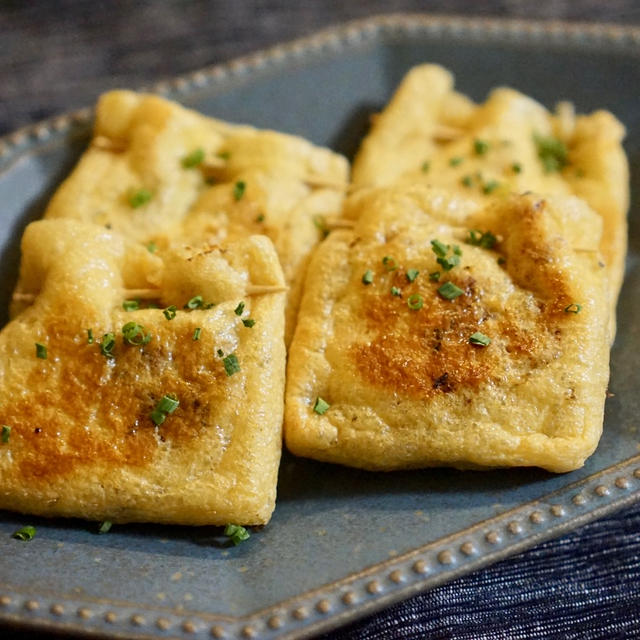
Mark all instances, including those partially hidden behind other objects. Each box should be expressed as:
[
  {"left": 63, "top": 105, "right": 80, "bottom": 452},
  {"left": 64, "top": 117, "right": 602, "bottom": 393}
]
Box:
[
  {"left": 44, "top": 90, "right": 349, "bottom": 343},
  {"left": 285, "top": 185, "right": 609, "bottom": 473},
  {"left": 351, "top": 64, "right": 628, "bottom": 332},
  {"left": 0, "top": 219, "right": 286, "bottom": 525}
]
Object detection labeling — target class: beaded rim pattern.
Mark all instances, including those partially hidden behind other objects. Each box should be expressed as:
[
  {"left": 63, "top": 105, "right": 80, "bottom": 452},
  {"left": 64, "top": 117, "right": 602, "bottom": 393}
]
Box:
[{"left": 0, "top": 12, "right": 639, "bottom": 640}]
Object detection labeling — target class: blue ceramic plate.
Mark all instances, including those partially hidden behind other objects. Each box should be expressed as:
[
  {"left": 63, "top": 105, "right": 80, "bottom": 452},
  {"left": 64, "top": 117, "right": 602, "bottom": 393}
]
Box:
[{"left": 0, "top": 14, "right": 639, "bottom": 640}]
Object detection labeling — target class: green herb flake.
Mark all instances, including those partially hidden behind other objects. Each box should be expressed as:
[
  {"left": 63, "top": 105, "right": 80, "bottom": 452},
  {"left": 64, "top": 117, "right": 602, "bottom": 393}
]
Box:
[
  {"left": 224, "top": 523, "right": 250, "bottom": 546},
  {"left": 461, "top": 174, "right": 473, "bottom": 187},
  {"left": 467, "top": 230, "right": 497, "bottom": 249},
  {"left": 87, "top": 328, "right": 94, "bottom": 344},
  {"left": 313, "top": 397, "right": 330, "bottom": 415},
  {"left": 12, "top": 525, "right": 36, "bottom": 541},
  {"left": 382, "top": 256, "right": 397, "bottom": 271},
  {"left": 193, "top": 327, "right": 202, "bottom": 341},
  {"left": 99, "top": 333, "right": 116, "bottom": 359},
  {"left": 362, "top": 269, "right": 374, "bottom": 285},
  {"left": 163, "top": 305, "right": 177, "bottom": 320},
  {"left": 430, "top": 239, "right": 449, "bottom": 258},
  {"left": 122, "top": 321, "right": 151, "bottom": 346},
  {"left": 185, "top": 296, "right": 204, "bottom": 310},
  {"left": 406, "top": 268, "right": 420, "bottom": 283},
  {"left": 256, "top": 213, "right": 265, "bottom": 223},
  {"left": 122, "top": 299, "right": 139, "bottom": 312},
  {"left": 233, "top": 180, "right": 246, "bottom": 201},
  {"left": 421, "top": 161, "right": 430, "bottom": 173},
  {"left": 474, "top": 139, "right": 489, "bottom": 155},
  {"left": 429, "top": 271, "right": 441, "bottom": 282},
  {"left": 482, "top": 179, "right": 500, "bottom": 194},
  {"left": 217, "top": 150, "right": 231, "bottom": 160},
  {"left": 147, "top": 241, "right": 158, "bottom": 254},
  {"left": 217, "top": 348, "right": 224, "bottom": 358},
  {"left": 98, "top": 521, "right": 112, "bottom": 535},
  {"left": 469, "top": 331, "right": 491, "bottom": 347},
  {"left": 438, "top": 281, "right": 464, "bottom": 300},
  {"left": 223, "top": 353, "right": 240, "bottom": 377},
  {"left": 512, "top": 162, "right": 522, "bottom": 174},
  {"left": 129, "top": 188, "right": 152, "bottom": 208},
  {"left": 390, "top": 286, "right": 402, "bottom": 297},
  {"left": 437, "top": 254, "right": 460, "bottom": 271},
  {"left": 234, "top": 301, "right": 245, "bottom": 316},
  {"left": 312, "top": 214, "right": 329, "bottom": 238},
  {"left": 534, "top": 133, "right": 569, "bottom": 173},
  {"left": 1, "top": 425, "right": 10, "bottom": 443},
  {"left": 150, "top": 394, "right": 179, "bottom": 426},
  {"left": 564, "top": 303, "right": 582, "bottom": 314},
  {"left": 242, "top": 318, "right": 256, "bottom": 328},
  {"left": 35, "top": 342, "right": 47, "bottom": 359},
  {"left": 181, "top": 148, "right": 205, "bottom": 169},
  {"left": 407, "top": 293, "right": 424, "bottom": 311},
  {"left": 449, "top": 156, "right": 464, "bottom": 167}
]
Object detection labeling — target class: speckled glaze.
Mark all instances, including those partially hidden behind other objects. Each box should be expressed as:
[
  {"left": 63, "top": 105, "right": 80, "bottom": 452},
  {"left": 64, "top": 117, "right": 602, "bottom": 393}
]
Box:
[{"left": 0, "top": 13, "right": 639, "bottom": 640}]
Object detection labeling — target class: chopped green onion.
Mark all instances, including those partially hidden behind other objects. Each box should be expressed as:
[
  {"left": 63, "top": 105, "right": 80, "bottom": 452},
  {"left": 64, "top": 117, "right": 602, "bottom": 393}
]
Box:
[
  {"left": 223, "top": 353, "right": 240, "bottom": 377},
  {"left": 483, "top": 179, "right": 500, "bottom": 194},
  {"left": 256, "top": 213, "right": 265, "bottom": 223},
  {"left": 449, "top": 156, "right": 464, "bottom": 167},
  {"left": 35, "top": 343, "right": 47, "bottom": 359},
  {"left": 217, "top": 348, "right": 224, "bottom": 358},
  {"left": 421, "top": 161, "right": 430, "bottom": 173},
  {"left": 469, "top": 332, "right": 491, "bottom": 347},
  {"left": 512, "top": 162, "right": 522, "bottom": 174},
  {"left": 467, "top": 230, "right": 497, "bottom": 249},
  {"left": 122, "top": 321, "right": 151, "bottom": 346},
  {"left": 193, "top": 327, "right": 202, "bottom": 341},
  {"left": 429, "top": 271, "right": 441, "bottom": 282},
  {"left": 430, "top": 239, "right": 449, "bottom": 258},
  {"left": 233, "top": 180, "right": 246, "bottom": 201},
  {"left": 99, "top": 333, "right": 116, "bottom": 359},
  {"left": 534, "top": 133, "right": 568, "bottom": 173},
  {"left": 224, "top": 523, "right": 250, "bottom": 545},
  {"left": 1, "top": 425, "right": 10, "bottom": 443},
  {"left": 185, "top": 296, "right": 204, "bottom": 310},
  {"left": 122, "top": 299, "right": 139, "bottom": 312},
  {"left": 147, "top": 241, "right": 158, "bottom": 253},
  {"left": 438, "top": 282, "right": 464, "bottom": 300},
  {"left": 407, "top": 294, "right": 423, "bottom": 310},
  {"left": 564, "top": 303, "right": 582, "bottom": 314},
  {"left": 461, "top": 175, "right": 473, "bottom": 187},
  {"left": 181, "top": 148, "right": 205, "bottom": 168},
  {"left": 437, "top": 255, "right": 460, "bottom": 271},
  {"left": 453, "top": 245, "right": 462, "bottom": 256},
  {"left": 129, "top": 188, "right": 152, "bottom": 208},
  {"left": 313, "top": 214, "right": 329, "bottom": 238},
  {"left": 390, "top": 286, "right": 402, "bottom": 297},
  {"left": 98, "top": 521, "right": 112, "bottom": 534},
  {"left": 406, "top": 268, "right": 420, "bottom": 283},
  {"left": 313, "top": 397, "right": 330, "bottom": 415},
  {"left": 150, "top": 394, "right": 179, "bottom": 426},
  {"left": 217, "top": 150, "right": 231, "bottom": 160},
  {"left": 382, "top": 256, "right": 397, "bottom": 271},
  {"left": 474, "top": 139, "right": 489, "bottom": 155},
  {"left": 87, "top": 329, "right": 94, "bottom": 344},
  {"left": 242, "top": 318, "right": 256, "bottom": 328},
  {"left": 12, "top": 526, "right": 36, "bottom": 541},
  {"left": 234, "top": 302, "right": 245, "bottom": 316},
  {"left": 362, "top": 270, "right": 374, "bottom": 285},
  {"left": 163, "top": 305, "right": 177, "bottom": 320}
]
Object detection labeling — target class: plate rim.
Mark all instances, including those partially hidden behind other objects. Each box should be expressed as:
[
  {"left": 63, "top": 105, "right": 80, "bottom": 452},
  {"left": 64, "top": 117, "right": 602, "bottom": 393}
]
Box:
[{"left": 0, "top": 12, "right": 639, "bottom": 640}]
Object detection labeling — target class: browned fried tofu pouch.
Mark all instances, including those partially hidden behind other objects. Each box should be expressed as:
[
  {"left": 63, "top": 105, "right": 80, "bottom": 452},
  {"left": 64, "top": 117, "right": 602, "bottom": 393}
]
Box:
[
  {"left": 43, "top": 90, "right": 349, "bottom": 343},
  {"left": 351, "top": 64, "right": 628, "bottom": 332},
  {"left": 0, "top": 219, "right": 286, "bottom": 525},
  {"left": 285, "top": 185, "right": 610, "bottom": 473}
]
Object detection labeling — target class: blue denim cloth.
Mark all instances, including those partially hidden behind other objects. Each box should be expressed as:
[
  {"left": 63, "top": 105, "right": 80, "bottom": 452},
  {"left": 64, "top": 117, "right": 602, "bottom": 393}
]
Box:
[{"left": 321, "top": 503, "right": 640, "bottom": 639}]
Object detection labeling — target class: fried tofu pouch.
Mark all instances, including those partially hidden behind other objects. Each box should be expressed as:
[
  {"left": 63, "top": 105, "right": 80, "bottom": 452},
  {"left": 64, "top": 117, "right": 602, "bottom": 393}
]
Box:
[
  {"left": 0, "top": 219, "right": 286, "bottom": 525},
  {"left": 285, "top": 185, "right": 609, "bottom": 473},
  {"left": 351, "top": 64, "right": 628, "bottom": 327},
  {"left": 44, "top": 90, "right": 349, "bottom": 342}
]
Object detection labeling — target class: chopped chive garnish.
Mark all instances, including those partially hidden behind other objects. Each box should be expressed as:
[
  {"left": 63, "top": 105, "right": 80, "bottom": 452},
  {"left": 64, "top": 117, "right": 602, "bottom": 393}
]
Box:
[
  {"left": 147, "top": 241, "right": 158, "bottom": 253},
  {"left": 151, "top": 394, "right": 179, "bottom": 426},
  {"left": 474, "top": 139, "right": 489, "bottom": 155},
  {"left": 512, "top": 162, "right": 522, "bottom": 174},
  {"left": 438, "top": 282, "right": 464, "bottom": 300},
  {"left": 564, "top": 303, "right": 582, "bottom": 314},
  {"left": 1, "top": 425, "right": 10, "bottom": 443},
  {"left": 122, "top": 321, "right": 151, "bottom": 346},
  {"left": 35, "top": 343, "right": 47, "bottom": 359},
  {"left": 12, "top": 526, "right": 36, "bottom": 541},
  {"left": 256, "top": 213, "right": 265, "bottom": 223},
  {"left": 242, "top": 318, "right": 256, "bottom": 328},
  {"left": 313, "top": 214, "right": 329, "bottom": 238},
  {"left": 449, "top": 156, "right": 464, "bottom": 167},
  {"left": 122, "top": 299, "right": 139, "bottom": 311},
  {"left": 129, "top": 188, "right": 152, "bottom": 208},
  {"left": 181, "top": 148, "right": 205, "bottom": 168},
  {"left": 497, "top": 256, "right": 507, "bottom": 266},
  {"left": 313, "top": 397, "right": 330, "bottom": 415},
  {"left": 453, "top": 245, "right": 462, "bottom": 256},
  {"left": 185, "top": 296, "right": 204, "bottom": 310},
  {"left": 437, "top": 255, "right": 460, "bottom": 271},
  {"left": 461, "top": 175, "right": 473, "bottom": 187},
  {"left": 406, "top": 268, "right": 420, "bottom": 283},
  {"left": 390, "top": 286, "right": 402, "bottom": 297},
  {"left": 534, "top": 133, "right": 568, "bottom": 173},
  {"left": 99, "top": 333, "right": 116, "bottom": 358},
  {"left": 469, "top": 332, "right": 491, "bottom": 346},
  {"left": 429, "top": 271, "right": 441, "bottom": 282},
  {"left": 217, "top": 348, "right": 224, "bottom": 357},
  {"left": 98, "top": 521, "right": 112, "bottom": 534},
  {"left": 483, "top": 180, "right": 500, "bottom": 194},
  {"left": 362, "top": 270, "right": 374, "bottom": 285},
  {"left": 163, "top": 305, "right": 177, "bottom": 320},
  {"left": 222, "top": 353, "right": 240, "bottom": 377},
  {"left": 193, "top": 327, "right": 202, "bottom": 341},
  {"left": 234, "top": 302, "right": 245, "bottom": 316},
  {"left": 421, "top": 161, "right": 430, "bottom": 173},
  {"left": 224, "top": 523, "right": 250, "bottom": 546},
  {"left": 467, "top": 230, "right": 497, "bottom": 249},
  {"left": 407, "top": 294, "right": 424, "bottom": 310},
  {"left": 382, "top": 256, "right": 397, "bottom": 271},
  {"left": 233, "top": 180, "right": 246, "bottom": 201},
  {"left": 217, "top": 150, "right": 231, "bottom": 160},
  {"left": 87, "top": 329, "right": 94, "bottom": 344},
  {"left": 430, "top": 239, "right": 449, "bottom": 258}
]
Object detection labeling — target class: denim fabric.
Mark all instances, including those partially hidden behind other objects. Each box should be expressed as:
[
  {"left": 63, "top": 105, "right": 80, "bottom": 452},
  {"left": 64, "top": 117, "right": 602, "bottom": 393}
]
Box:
[{"left": 321, "top": 503, "right": 640, "bottom": 639}]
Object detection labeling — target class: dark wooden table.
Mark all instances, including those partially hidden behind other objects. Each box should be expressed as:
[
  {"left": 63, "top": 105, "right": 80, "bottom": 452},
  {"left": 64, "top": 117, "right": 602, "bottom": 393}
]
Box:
[{"left": 1, "top": 2, "right": 639, "bottom": 639}]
